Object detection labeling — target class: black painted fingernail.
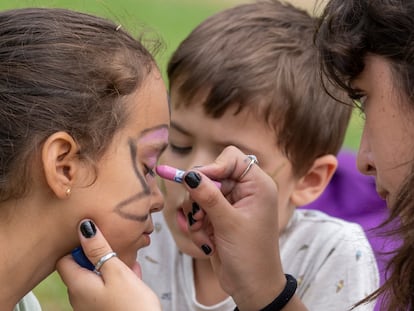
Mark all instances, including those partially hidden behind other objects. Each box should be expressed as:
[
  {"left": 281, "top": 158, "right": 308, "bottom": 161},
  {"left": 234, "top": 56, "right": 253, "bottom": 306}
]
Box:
[
  {"left": 80, "top": 220, "right": 96, "bottom": 238},
  {"left": 187, "top": 212, "right": 196, "bottom": 226},
  {"left": 201, "top": 244, "right": 212, "bottom": 255},
  {"left": 192, "top": 202, "right": 200, "bottom": 215},
  {"left": 184, "top": 171, "right": 201, "bottom": 188}
]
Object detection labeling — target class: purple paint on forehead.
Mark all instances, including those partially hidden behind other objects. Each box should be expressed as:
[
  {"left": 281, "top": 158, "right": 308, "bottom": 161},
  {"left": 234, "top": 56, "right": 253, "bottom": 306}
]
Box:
[
  {"left": 138, "top": 126, "right": 168, "bottom": 144},
  {"left": 138, "top": 125, "right": 169, "bottom": 167}
]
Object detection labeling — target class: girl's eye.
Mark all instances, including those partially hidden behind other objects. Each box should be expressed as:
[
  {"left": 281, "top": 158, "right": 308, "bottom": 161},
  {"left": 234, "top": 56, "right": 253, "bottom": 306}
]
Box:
[
  {"left": 144, "top": 165, "right": 156, "bottom": 177},
  {"left": 169, "top": 143, "right": 192, "bottom": 155}
]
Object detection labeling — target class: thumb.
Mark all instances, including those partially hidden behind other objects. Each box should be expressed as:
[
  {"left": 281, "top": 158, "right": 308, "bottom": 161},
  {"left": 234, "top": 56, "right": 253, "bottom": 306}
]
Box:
[
  {"left": 58, "top": 220, "right": 120, "bottom": 284},
  {"left": 184, "top": 171, "right": 234, "bottom": 226},
  {"left": 75, "top": 220, "right": 117, "bottom": 274}
]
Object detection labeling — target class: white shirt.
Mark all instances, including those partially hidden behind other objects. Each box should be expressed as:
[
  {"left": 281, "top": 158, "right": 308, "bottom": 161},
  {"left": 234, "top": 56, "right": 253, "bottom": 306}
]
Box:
[
  {"left": 139, "top": 210, "right": 379, "bottom": 311},
  {"left": 14, "top": 292, "right": 42, "bottom": 311}
]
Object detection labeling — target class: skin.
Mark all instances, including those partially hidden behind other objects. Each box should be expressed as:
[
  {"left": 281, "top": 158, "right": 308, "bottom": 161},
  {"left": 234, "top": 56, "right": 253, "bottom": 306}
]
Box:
[
  {"left": 182, "top": 54, "right": 414, "bottom": 311},
  {"left": 180, "top": 146, "right": 308, "bottom": 311},
  {"left": 159, "top": 88, "right": 337, "bottom": 305},
  {"left": 58, "top": 144, "right": 296, "bottom": 311},
  {"left": 0, "top": 70, "right": 169, "bottom": 310},
  {"left": 58, "top": 220, "right": 162, "bottom": 311},
  {"left": 353, "top": 55, "right": 414, "bottom": 206},
  {"left": 55, "top": 45, "right": 413, "bottom": 311}
]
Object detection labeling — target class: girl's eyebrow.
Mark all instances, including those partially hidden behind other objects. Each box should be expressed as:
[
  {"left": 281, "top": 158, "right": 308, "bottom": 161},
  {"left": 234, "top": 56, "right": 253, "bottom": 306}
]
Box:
[
  {"left": 138, "top": 124, "right": 169, "bottom": 141},
  {"left": 137, "top": 125, "right": 169, "bottom": 160}
]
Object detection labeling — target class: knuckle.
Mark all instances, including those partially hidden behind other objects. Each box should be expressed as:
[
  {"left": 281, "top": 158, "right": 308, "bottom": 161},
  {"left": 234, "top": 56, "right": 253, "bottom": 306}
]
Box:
[
  {"left": 87, "top": 245, "right": 109, "bottom": 261},
  {"left": 202, "top": 191, "right": 220, "bottom": 208}
]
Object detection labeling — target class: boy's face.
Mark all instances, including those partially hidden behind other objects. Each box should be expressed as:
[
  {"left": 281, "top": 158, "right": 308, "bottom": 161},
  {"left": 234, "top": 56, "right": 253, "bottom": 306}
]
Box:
[{"left": 159, "top": 89, "right": 299, "bottom": 258}]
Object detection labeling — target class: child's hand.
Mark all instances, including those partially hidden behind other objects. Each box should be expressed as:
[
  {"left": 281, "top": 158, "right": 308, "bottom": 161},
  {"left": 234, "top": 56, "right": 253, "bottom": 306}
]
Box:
[
  {"left": 181, "top": 146, "right": 286, "bottom": 311},
  {"left": 56, "top": 220, "right": 161, "bottom": 311}
]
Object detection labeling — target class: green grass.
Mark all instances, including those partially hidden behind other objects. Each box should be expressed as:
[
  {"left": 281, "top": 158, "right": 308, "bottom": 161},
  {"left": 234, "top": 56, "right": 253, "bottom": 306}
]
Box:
[
  {"left": 0, "top": 0, "right": 363, "bottom": 309},
  {"left": 344, "top": 110, "right": 364, "bottom": 150},
  {"left": 0, "top": 0, "right": 236, "bottom": 82}
]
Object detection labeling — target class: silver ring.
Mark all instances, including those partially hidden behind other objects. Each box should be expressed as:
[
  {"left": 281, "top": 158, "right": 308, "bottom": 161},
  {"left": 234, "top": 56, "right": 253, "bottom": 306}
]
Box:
[
  {"left": 94, "top": 251, "right": 117, "bottom": 273},
  {"left": 239, "top": 155, "right": 259, "bottom": 180}
]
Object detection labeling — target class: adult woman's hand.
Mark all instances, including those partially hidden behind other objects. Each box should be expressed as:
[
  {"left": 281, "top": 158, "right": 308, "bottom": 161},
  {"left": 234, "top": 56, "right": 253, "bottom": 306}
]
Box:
[
  {"left": 181, "top": 146, "right": 286, "bottom": 311},
  {"left": 56, "top": 220, "right": 161, "bottom": 311}
]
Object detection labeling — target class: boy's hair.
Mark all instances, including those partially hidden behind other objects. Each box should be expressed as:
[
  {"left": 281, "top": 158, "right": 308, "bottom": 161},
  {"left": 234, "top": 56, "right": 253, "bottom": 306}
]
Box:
[
  {"left": 168, "top": 0, "right": 351, "bottom": 177},
  {"left": 0, "top": 8, "right": 161, "bottom": 202}
]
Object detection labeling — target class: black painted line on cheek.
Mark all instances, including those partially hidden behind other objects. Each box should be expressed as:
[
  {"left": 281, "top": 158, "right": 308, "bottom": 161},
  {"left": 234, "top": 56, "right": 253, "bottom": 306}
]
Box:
[
  {"left": 111, "top": 139, "right": 152, "bottom": 223},
  {"left": 115, "top": 192, "right": 150, "bottom": 222},
  {"left": 129, "top": 138, "right": 150, "bottom": 195}
]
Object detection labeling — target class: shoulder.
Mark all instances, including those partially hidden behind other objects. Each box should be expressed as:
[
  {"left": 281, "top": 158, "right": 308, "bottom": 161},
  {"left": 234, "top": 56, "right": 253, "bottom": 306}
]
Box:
[
  {"left": 14, "top": 292, "right": 42, "bottom": 311},
  {"left": 282, "top": 209, "right": 375, "bottom": 260},
  {"left": 281, "top": 211, "right": 379, "bottom": 309},
  {"left": 286, "top": 209, "right": 367, "bottom": 238}
]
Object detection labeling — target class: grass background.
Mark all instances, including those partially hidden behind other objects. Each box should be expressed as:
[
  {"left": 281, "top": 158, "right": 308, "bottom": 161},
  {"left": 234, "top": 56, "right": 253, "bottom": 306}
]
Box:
[{"left": 0, "top": 0, "right": 363, "bottom": 310}]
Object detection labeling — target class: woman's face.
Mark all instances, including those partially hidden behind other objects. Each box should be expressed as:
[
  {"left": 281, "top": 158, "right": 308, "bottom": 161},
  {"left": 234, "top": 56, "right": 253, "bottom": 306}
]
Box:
[
  {"left": 74, "top": 71, "right": 169, "bottom": 267},
  {"left": 354, "top": 55, "right": 414, "bottom": 206}
]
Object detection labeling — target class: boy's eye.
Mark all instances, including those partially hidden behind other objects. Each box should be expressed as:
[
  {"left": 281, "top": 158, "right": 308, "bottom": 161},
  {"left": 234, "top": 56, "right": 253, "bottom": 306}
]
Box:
[{"left": 169, "top": 143, "right": 192, "bottom": 155}]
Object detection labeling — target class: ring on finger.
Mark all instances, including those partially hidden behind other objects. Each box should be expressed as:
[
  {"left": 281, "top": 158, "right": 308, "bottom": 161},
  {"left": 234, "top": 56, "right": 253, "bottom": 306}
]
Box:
[
  {"left": 239, "top": 154, "right": 259, "bottom": 180},
  {"left": 94, "top": 251, "right": 117, "bottom": 274}
]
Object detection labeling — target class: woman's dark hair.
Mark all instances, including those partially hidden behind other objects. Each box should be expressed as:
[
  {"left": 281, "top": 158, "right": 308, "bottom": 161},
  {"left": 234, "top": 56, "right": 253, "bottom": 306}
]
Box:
[
  {"left": 0, "top": 8, "right": 161, "bottom": 201},
  {"left": 315, "top": 1, "right": 414, "bottom": 309}
]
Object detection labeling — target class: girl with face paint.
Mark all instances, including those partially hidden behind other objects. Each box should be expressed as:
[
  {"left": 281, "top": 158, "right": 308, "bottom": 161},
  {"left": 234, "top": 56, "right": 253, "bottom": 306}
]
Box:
[{"left": 0, "top": 7, "right": 169, "bottom": 311}]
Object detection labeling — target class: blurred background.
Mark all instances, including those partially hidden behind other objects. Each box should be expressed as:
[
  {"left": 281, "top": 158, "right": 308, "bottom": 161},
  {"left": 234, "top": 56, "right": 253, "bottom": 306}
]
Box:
[{"left": 0, "top": 1, "right": 361, "bottom": 310}]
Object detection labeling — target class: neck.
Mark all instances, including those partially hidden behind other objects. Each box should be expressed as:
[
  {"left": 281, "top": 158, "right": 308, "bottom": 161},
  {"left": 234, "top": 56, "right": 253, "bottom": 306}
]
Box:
[
  {"left": 0, "top": 197, "right": 76, "bottom": 309},
  {"left": 193, "top": 258, "right": 229, "bottom": 306}
]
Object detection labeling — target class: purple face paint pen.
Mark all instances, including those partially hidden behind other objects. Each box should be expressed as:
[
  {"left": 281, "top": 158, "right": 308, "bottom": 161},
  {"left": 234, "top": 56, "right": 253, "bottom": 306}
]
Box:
[
  {"left": 71, "top": 246, "right": 95, "bottom": 271},
  {"left": 155, "top": 165, "right": 221, "bottom": 189}
]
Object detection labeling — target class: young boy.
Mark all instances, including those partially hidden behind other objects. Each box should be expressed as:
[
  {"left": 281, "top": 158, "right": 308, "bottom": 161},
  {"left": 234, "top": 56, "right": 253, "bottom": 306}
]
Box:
[{"left": 138, "top": 1, "right": 379, "bottom": 310}]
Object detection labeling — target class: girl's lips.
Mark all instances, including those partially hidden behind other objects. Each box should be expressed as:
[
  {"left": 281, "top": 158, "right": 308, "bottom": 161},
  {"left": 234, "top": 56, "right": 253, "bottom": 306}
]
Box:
[
  {"left": 176, "top": 208, "right": 189, "bottom": 234},
  {"left": 141, "top": 232, "right": 151, "bottom": 247}
]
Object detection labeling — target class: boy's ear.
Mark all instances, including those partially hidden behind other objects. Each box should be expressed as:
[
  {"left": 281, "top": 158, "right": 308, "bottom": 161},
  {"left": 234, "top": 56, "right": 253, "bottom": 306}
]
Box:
[
  {"left": 290, "top": 155, "right": 337, "bottom": 207},
  {"left": 41, "top": 131, "right": 80, "bottom": 199}
]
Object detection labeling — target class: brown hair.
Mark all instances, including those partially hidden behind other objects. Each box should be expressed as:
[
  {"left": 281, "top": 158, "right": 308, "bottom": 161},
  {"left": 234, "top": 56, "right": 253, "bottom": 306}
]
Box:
[
  {"left": 315, "top": 0, "right": 414, "bottom": 309},
  {"left": 0, "top": 8, "right": 161, "bottom": 202},
  {"left": 167, "top": 0, "right": 351, "bottom": 177}
]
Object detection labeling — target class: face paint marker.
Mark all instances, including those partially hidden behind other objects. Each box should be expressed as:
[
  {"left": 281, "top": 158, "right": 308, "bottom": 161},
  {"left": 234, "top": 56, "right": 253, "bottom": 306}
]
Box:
[{"left": 155, "top": 165, "right": 221, "bottom": 189}]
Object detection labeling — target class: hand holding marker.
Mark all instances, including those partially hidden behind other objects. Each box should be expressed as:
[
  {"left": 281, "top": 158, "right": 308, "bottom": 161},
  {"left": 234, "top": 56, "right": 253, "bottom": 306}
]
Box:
[
  {"left": 72, "top": 164, "right": 220, "bottom": 271},
  {"left": 155, "top": 165, "right": 222, "bottom": 189}
]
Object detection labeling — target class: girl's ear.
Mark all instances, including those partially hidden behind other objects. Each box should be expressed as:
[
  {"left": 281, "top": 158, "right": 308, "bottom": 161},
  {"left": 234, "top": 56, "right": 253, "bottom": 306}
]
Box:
[
  {"left": 41, "top": 131, "right": 80, "bottom": 199},
  {"left": 290, "top": 155, "right": 337, "bottom": 207}
]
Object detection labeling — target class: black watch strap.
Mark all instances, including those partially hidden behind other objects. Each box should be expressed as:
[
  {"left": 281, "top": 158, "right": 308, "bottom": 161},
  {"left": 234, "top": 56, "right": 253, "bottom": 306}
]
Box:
[{"left": 234, "top": 274, "right": 298, "bottom": 311}]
